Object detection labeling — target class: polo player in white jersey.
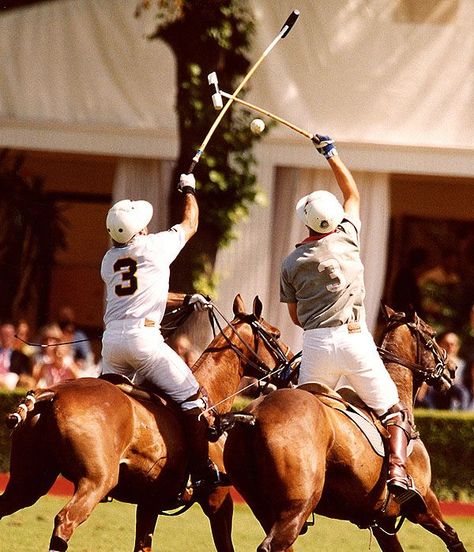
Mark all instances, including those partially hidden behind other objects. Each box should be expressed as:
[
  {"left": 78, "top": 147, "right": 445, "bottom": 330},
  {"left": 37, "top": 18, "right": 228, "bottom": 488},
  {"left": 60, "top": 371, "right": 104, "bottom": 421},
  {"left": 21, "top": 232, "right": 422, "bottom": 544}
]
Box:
[
  {"left": 280, "top": 135, "right": 424, "bottom": 512},
  {"left": 100, "top": 173, "right": 225, "bottom": 493}
]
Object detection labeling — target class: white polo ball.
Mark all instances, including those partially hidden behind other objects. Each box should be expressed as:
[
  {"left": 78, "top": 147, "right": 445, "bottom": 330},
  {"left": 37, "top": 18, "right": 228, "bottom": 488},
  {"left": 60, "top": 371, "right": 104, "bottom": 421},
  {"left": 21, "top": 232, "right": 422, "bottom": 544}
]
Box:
[{"left": 250, "top": 118, "right": 265, "bottom": 135}]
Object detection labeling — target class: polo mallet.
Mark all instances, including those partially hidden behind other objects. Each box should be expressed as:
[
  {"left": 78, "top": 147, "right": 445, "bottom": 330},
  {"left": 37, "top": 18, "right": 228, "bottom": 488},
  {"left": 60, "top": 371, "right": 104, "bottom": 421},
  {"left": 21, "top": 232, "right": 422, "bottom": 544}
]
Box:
[
  {"left": 187, "top": 9, "right": 300, "bottom": 173},
  {"left": 208, "top": 72, "right": 334, "bottom": 148}
]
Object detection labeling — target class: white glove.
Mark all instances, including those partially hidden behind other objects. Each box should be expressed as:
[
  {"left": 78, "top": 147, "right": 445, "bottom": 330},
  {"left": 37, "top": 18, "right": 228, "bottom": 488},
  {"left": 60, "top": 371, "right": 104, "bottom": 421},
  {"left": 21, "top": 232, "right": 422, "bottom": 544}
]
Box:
[
  {"left": 188, "top": 293, "right": 211, "bottom": 311},
  {"left": 178, "top": 173, "right": 196, "bottom": 193}
]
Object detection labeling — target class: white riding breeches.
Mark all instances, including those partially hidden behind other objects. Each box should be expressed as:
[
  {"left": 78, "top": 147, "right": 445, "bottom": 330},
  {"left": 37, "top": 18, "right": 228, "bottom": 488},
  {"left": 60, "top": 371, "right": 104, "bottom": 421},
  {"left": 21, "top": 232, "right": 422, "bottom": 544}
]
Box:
[
  {"left": 299, "top": 323, "right": 399, "bottom": 416},
  {"left": 101, "top": 319, "right": 200, "bottom": 410}
]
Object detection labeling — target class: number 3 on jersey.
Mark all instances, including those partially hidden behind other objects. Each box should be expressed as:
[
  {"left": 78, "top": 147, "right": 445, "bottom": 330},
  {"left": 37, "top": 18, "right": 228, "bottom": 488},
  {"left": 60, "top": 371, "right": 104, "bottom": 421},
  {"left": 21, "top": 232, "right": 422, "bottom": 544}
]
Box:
[
  {"left": 114, "top": 258, "right": 138, "bottom": 296},
  {"left": 318, "top": 258, "right": 346, "bottom": 292}
]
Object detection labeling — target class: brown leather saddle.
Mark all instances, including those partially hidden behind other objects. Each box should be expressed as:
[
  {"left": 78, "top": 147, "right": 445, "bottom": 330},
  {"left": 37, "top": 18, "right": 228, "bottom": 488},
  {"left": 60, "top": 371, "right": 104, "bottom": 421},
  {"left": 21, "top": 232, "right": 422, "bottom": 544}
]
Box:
[{"left": 99, "top": 373, "right": 175, "bottom": 408}]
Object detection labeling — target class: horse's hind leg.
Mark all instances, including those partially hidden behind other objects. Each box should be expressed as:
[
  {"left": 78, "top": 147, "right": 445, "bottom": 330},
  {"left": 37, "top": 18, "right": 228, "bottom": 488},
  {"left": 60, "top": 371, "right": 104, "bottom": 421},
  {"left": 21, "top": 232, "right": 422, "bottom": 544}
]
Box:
[
  {"left": 49, "top": 476, "right": 116, "bottom": 551},
  {"left": 134, "top": 503, "right": 159, "bottom": 552},
  {"left": 200, "top": 488, "right": 235, "bottom": 552},
  {"left": 408, "top": 488, "right": 467, "bottom": 552},
  {"left": 256, "top": 499, "right": 314, "bottom": 552}
]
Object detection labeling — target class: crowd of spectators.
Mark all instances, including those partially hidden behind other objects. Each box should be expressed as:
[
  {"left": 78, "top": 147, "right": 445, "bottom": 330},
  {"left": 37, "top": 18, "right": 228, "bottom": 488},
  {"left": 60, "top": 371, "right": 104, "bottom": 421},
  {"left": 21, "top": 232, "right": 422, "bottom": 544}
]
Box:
[
  {"left": 0, "top": 306, "right": 99, "bottom": 392},
  {"left": 0, "top": 307, "right": 203, "bottom": 393}
]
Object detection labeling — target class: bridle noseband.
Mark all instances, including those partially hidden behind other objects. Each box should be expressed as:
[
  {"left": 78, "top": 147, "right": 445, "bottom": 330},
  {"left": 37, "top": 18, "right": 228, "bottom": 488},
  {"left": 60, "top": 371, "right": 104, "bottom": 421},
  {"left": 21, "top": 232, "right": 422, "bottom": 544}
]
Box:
[{"left": 378, "top": 315, "right": 448, "bottom": 387}]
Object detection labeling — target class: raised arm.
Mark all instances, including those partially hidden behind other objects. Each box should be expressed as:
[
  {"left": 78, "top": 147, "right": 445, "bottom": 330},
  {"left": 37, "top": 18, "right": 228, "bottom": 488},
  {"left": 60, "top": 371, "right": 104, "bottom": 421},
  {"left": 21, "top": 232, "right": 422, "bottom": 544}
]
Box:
[
  {"left": 177, "top": 173, "right": 199, "bottom": 242},
  {"left": 312, "top": 134, "right": 360, "bottom": 220}
]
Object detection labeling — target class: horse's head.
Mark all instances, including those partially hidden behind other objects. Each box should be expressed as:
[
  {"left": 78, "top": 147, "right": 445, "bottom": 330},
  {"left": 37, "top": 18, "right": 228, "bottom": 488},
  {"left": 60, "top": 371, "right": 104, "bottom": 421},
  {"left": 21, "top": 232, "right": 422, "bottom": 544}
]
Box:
[
  {"left": 380, "top": 305, "right": 454, "bottom": 394},
  {"left": 228, "top": 294, "right": 292, "bottom": 381},
  {"left": 192, "top": 295, "right": 292, "bottom": 414}
]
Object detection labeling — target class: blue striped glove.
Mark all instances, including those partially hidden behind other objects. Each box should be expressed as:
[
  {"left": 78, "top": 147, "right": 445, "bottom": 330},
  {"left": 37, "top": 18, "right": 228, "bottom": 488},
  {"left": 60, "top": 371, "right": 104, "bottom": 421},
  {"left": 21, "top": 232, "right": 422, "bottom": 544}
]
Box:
[{"left": 311, "top": 134, "right": 337, "bottom": 159}]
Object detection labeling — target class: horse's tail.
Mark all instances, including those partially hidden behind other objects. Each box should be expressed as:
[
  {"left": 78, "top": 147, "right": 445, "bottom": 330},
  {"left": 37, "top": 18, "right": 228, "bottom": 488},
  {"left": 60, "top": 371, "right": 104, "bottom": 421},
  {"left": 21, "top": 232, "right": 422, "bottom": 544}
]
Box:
[
  {"left": 208, "top": 412, "right": 256, "bottom": 442},
  {"left": 5, "top": 389, "right": 55, "bottom": 430}
]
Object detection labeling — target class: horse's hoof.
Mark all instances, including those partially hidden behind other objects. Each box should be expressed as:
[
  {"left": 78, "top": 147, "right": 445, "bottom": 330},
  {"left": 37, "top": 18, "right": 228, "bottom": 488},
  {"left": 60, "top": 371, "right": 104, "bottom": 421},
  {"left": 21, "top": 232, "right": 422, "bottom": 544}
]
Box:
[
  {"left": 299, "top": 523, "right": 309, "bottom": 535},
  {"left": 178, "top": 486, "right": 194, "bottom": 504}
]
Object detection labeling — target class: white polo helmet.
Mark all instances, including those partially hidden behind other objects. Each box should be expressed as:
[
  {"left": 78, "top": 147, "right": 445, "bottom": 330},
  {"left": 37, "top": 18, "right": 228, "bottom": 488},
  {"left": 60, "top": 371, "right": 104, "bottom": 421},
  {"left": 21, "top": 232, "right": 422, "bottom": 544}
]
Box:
[
  {"left": 296, "top": 190, "right": 344, "bottom": 233},
  {"left": 106, "top": 199, "right": 153, "bottom": 244}
]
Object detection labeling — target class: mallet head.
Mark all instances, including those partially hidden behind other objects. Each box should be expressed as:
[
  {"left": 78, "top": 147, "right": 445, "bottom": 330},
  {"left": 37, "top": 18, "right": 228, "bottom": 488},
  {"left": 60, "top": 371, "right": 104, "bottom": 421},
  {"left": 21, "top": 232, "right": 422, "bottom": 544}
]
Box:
[
  {"left": 208, "top": 72, "right": 223, "bottom": 110},
  {"left": 280, "top": 10, "right": 300, "bottom": 38}
]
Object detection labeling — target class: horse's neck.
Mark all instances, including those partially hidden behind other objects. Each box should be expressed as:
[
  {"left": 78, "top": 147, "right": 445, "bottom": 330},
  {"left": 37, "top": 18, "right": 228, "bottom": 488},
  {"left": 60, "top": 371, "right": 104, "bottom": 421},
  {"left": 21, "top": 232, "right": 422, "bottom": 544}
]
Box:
[
  {"left": 383, "top": 329, "right": 416, "bottom": 413},
  {"left": 192, "top": 346, "right": 243, "bottom": 413},
  {"left": 387, "top": 365, "right": 415, "bottom": 412}
]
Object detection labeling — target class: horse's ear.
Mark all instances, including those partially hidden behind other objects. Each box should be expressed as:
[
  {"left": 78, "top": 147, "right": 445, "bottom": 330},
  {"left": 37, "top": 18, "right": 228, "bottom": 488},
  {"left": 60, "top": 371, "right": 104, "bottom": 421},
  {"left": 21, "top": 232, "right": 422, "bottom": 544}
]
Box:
[
  {"left": 405, "top": 304, "right": 417, "bottom": 322},
  {"left": 253, "top": 296, "right": 263, "bottom": 319},
  {"left": 381, "top": 304, "right": 396, "bottom": 320},
  {"left": 233, "top": 294, "right": 245, "bottom": 315}
]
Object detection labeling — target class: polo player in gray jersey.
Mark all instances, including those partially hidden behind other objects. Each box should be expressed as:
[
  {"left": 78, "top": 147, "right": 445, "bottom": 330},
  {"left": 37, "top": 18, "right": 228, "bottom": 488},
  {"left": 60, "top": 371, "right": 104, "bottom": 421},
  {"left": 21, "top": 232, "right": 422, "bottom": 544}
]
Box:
[{"left": 280, "top": 134, "right": 424, "bottom": 513}]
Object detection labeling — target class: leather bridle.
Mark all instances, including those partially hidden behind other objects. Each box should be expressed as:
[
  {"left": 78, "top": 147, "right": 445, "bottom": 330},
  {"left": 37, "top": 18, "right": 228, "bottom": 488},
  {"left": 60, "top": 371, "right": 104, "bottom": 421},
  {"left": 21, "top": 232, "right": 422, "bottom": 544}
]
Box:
[
  {"left": 378, "top": 314, "right": 449, "bottom": 387},
  {"left": 207, "top": 305, "right": 292, "bottom": 380}
]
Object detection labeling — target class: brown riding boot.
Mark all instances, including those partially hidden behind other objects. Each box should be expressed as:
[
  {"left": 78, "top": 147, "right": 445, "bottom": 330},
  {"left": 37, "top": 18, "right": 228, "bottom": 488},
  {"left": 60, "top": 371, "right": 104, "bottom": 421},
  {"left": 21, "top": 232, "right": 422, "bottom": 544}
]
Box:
[
  {"left": 181, "top": 409, "right": 230, "bottom": 495},
  {"left": 381, "top": 403, "right": 427, "bottom": 514}
]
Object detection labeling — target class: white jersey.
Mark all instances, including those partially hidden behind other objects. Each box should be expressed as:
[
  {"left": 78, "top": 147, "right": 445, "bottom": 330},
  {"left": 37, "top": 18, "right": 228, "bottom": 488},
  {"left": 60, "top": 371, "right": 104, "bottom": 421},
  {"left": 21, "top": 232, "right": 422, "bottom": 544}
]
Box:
[{"left": 100, "top": 225, "right": 186, "bottom": 327}]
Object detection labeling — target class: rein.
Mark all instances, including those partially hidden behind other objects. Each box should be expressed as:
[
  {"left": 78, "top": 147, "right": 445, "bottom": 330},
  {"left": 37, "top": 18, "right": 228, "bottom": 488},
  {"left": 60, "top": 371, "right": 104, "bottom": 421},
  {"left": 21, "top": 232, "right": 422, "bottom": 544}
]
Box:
[
  {"left": 198, "top": 303, "right": 294, "bottom": 417},
  {"left": 14, "top": 305, "right": 196, "bottom": 350},
  {"left": 206, "top": 303, "right": 291, "bottom": 378}
]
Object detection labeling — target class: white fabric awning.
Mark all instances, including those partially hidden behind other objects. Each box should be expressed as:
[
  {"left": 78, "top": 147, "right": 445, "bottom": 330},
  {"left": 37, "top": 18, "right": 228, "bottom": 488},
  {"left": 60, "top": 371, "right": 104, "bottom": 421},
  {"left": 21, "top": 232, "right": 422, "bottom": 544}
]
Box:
[{"left": 0, "top": 0, "right": 473, "bottom": 172}]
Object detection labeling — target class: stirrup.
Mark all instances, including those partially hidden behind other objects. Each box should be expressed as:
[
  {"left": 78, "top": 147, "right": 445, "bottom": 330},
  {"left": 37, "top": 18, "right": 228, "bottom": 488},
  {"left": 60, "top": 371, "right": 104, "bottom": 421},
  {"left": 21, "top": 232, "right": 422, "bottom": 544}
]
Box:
[{"left": 388, "top": 477, "right": 427, "bottom": 514}]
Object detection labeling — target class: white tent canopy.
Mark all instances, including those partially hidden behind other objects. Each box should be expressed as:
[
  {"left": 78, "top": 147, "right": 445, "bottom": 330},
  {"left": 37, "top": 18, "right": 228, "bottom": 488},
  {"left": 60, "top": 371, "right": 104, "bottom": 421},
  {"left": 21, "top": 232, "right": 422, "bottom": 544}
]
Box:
[
  {"left": 1, "top": 0, "right": 473, "bottom": 161},
  {"left": 1, "top": 0, "right": 473, "bottom": 348}
]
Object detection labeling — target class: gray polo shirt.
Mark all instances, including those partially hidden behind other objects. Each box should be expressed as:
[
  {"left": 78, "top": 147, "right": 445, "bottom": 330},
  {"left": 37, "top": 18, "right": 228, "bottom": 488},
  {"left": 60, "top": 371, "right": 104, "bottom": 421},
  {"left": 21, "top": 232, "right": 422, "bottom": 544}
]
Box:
[{"left": 280, "top": 217, "right": 365, "bottom": 330}]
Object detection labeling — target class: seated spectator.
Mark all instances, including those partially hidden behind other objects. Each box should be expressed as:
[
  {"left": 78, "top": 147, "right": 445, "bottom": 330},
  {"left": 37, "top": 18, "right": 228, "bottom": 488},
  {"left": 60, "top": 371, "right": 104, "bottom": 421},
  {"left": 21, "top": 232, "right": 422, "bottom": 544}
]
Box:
[
  {"left": 32, "top": 323, "right": 82, "bottom": 388},
  {"left": 0, "top": 321, "right": 33, "bottom": 390},
  {"left": 60, "top": 320, "right": 99, "bottom": 377},
  {"left": 423, "top": 331, "right": 470, "bottom": 410}
]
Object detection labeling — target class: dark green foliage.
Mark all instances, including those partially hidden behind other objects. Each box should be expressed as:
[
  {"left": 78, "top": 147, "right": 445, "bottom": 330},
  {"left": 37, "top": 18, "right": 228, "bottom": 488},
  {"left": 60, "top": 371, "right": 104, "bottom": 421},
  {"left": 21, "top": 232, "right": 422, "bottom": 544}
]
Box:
[
  {"left": 0, "top": 390, "right": 25, "bottom": 472},
  {"left": 415, "top": 409, "right": 474, "bottom": 501},
  {"left": 0, "top": 151, "right": 66, "bottom": 324},
  {"left": 137, "top": 1, "right": 270, "bottom": 293}
]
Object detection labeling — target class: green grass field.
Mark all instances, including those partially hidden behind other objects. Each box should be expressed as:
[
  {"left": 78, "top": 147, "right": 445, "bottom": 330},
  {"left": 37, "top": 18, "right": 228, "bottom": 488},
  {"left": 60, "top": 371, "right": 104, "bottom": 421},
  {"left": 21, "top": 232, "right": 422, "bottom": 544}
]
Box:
[{"left": 1, "top": 496, "right": 472, "bottom": 551}]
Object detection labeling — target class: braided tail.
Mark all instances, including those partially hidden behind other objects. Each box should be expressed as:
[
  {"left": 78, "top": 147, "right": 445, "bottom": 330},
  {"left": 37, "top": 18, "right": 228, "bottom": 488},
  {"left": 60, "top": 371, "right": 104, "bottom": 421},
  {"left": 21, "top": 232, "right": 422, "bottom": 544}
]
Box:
[{"left": 5, "top": 389, "right": 55, "bottom": 430}]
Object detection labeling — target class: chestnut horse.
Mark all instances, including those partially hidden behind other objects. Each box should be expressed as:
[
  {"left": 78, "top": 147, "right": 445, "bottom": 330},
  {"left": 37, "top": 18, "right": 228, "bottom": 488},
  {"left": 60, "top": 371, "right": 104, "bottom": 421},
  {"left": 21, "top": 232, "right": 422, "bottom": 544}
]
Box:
[
  {"left": 224, "top": 306, "right": 468, "bottom": 552},
  {"left": 0, "top": 295, "right": 291, "bottom": 552}
]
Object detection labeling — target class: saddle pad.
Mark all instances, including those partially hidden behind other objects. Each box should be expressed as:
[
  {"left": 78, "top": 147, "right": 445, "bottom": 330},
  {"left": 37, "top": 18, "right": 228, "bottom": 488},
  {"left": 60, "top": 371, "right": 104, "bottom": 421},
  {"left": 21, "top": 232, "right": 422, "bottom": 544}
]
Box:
[
  {"left": 335, "top": 408, "right": 385, "bottom": 457},
  {"left": 334, "top": 407, "right": 415, "bottom": 458}
]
